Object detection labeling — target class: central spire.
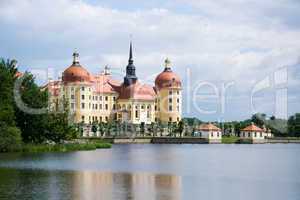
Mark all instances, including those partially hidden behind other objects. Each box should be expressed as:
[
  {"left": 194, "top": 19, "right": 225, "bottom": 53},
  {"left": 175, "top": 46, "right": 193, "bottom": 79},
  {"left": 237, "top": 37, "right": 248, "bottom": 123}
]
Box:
[
  {"left": 129, "top": 41, "right": 133, "bottom": 64},
  {"left": 124, "top": 41, "right": 138, "bottom": 86}
]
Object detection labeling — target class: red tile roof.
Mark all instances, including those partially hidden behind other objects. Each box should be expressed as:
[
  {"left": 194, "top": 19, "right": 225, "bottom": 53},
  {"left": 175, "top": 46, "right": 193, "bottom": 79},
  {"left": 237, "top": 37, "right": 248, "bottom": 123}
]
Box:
[
  {"left": 197, "top": 123, "right": 221, "bottom": 131},
  {"left": 241, "top": 123, "right": 263, "bottom": 132},
  {"left": 114, "top": 81, "right": 156, "bottom": 101}
]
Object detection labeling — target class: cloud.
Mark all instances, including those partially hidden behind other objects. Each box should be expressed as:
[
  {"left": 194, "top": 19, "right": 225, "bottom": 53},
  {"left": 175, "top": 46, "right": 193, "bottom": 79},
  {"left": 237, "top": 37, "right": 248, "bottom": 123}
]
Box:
[{"left": 0, "top": 0, "right": 299, "bottom": 120}]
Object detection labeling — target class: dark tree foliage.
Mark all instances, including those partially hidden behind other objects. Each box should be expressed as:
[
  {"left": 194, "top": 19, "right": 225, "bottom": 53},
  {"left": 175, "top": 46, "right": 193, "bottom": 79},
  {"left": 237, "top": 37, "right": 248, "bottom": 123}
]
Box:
[
  {"left": 251, "top": 113, "right": 266, "bottom": 127},
  {"left": 14, "top": 73, "right": 49, "bottom": 143},
  {"left": 92, "top": 122, "right": 98, "bottom": 136},
  {"left": 0, "top": 58, "right": 78, "bottom": 145},
  {"left": 0, "top": 59, "right": 22, "bottom": 151},
  {"left": 177, "top": 120, "right": 185, "bottom": 137},
  {"left": 0, "top": 59, "right": 17, "bottom": 126},
  {"left": 288, "top": 114, "right": 300, "bottom": 137}
]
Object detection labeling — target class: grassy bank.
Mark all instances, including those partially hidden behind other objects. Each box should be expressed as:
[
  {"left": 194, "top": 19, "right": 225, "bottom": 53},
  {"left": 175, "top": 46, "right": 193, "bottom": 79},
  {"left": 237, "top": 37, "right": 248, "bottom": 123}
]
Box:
[
  {"left": 1, "top": 142, "right": 112, "bottom": 153},
  {"left": 222, "top": 136, "right": 240, "bottom": 144}
]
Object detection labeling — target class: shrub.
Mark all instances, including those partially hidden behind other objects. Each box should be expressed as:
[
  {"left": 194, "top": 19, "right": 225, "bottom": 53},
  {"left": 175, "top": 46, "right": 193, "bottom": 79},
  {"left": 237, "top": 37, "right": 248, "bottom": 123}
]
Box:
[
  {"left": 94, "top": 143, "right": 112, "bottom": 149},
  {"left": 0, "top": 125, "right": 22, "bottom": 152}
]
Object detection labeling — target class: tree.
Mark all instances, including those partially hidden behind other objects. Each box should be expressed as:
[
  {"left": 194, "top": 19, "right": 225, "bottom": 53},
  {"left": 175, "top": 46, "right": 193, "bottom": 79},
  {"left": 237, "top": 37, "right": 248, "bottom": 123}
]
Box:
[
  {"left": 178, "top": 120, "right": 185, "bottom": 137},
  {"left": 140, "top": 122, "right": 145, "bottom": 136},
  {"left": 92, "top": 122, "right": 98, "bottom": 137},
  {"left": 288, "top": 114, "right": 300, "bottom": 137},
  {"left": 105, "top": 120, "right": 113, "bottom": 136},
  {"left": 149, "top": 122, "right": 155, "bottom": 137},
  {"left": 45, "top": 99, "right": 78, "bottom": 143},
  {"left": 0, "top": 122, "right": 22, "bottom": 152},
  {"left": 270, "top": 116, "right": 276, "bottom": 120},
  {"left": 0, "top": 59, "right": 22, "bottom": 151},
  {"left": 251, "top": 113, "right": 266, "bottom": 127},
  {"left": 98, "top": 122, "right": 105, "bottom": 137},
  {"left": 14, "top": 72, "right": 49, "bottom": 143},
  {"left": 0, "top": 59, "right": 17, "bottom": 126}
]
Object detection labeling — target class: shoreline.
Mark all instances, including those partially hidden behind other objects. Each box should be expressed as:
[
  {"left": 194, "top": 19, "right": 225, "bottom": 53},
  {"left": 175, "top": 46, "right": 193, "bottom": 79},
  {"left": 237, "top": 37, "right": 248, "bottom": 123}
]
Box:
[{"left": 83, "top": 136, "right": 300, "bottom": 144}]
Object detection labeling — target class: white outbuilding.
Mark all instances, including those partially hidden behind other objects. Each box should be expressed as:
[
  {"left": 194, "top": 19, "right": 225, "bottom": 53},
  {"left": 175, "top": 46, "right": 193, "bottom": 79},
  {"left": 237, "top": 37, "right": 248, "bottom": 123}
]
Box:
[
  {"left": 196, "top": 123, "right": 222, "bottom": 143},
  {"left": 240, "top": 122, "right": 273, "bottom": 143}
]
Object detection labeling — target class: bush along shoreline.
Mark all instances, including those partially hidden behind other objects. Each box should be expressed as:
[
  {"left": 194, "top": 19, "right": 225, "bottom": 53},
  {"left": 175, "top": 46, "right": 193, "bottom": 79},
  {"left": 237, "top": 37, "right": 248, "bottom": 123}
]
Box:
[{"left": 0, "top": 141, "right": 112, "bottom": 153}]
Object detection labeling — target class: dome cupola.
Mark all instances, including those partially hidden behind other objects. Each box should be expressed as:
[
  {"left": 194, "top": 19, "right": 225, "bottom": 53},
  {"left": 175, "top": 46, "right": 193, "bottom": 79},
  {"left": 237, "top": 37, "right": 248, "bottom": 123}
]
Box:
[
  {"left": 62, "top": 51, "right": 91, "bottom": 83},
  {"left": 155, "top": 58, "right": 181, "bottom": 90}
]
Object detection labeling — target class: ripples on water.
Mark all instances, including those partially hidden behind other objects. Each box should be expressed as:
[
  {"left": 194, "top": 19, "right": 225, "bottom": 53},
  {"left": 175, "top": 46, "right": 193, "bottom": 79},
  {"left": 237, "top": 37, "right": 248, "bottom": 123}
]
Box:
[{"left": 0, "top": 144, "right": 300, "bottom": 200}]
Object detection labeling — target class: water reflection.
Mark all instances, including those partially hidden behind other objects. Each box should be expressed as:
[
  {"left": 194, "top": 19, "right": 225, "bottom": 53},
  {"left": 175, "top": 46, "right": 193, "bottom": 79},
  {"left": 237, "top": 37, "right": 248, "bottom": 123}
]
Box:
[{"left": 0, "top": 168, "right": 181, "bottom": 200}]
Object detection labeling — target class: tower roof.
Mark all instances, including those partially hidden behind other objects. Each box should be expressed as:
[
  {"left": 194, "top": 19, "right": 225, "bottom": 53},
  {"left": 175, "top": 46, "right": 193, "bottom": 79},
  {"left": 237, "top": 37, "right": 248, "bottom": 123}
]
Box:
[
  {"left": 124, "top": 41, "right": 138, "bottom": 86},
  {"left": 155, "top": 58, "right": 181, "bottom": 90}
]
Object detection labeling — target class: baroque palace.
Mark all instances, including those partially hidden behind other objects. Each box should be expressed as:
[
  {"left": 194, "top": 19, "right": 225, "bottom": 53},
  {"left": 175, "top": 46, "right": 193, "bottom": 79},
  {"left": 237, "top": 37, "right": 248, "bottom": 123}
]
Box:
[{"left": 47, "top": 42, "right": 182, "bottom": 125}]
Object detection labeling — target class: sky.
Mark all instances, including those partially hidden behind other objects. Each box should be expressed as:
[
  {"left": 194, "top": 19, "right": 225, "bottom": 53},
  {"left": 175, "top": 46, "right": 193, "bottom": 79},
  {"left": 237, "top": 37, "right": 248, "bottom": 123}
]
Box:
[{"left": 0, "top": 0, "right": 299, "bottom": 121}]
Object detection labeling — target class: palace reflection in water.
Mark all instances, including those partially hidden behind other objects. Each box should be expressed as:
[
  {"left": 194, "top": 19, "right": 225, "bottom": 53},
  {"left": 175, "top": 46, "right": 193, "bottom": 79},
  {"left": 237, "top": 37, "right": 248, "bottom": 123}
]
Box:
[{"left": 0, "top": 168, "right": 181, "bottom": 200}]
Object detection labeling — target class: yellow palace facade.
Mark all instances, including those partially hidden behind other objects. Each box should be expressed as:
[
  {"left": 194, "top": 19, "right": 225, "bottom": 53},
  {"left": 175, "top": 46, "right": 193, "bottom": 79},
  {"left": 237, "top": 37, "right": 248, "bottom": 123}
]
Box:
[{"left": 47, "top": 42, "right": 182, "bottom": 125}]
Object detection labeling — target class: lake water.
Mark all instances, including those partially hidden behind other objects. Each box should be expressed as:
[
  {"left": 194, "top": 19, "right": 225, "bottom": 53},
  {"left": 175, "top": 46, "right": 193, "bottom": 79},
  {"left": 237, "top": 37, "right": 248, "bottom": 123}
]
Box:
[{"left": 0, "top": 144, "right": 300, "bottom": 200}]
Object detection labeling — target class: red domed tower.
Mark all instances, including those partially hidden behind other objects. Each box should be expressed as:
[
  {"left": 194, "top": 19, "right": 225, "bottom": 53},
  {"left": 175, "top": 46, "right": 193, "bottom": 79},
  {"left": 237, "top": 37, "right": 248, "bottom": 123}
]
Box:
[
  {"left": 62, "top": 52, "right": 91, "bottom": 83},
  {"left": 155, "top": 58, "right": 182, "bottom": 123}
]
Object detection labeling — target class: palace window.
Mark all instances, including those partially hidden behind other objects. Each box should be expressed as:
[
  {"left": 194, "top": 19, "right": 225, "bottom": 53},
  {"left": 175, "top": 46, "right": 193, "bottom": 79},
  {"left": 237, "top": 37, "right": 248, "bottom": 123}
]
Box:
[
  {"left": 99, "top": 96, "right": 102, "bottom": 101},
  {"left": 260, "top": 133, "right": 262, "bottom": 137},
  {"left": 96, "top": 96, "right": 98, "bottom": 101},
  {"left": 177, "top": 117, "right": 179, "bottom": 122},
  {"left": 169, "top": 98, "right": 172, "bottom": 103},
  {"left": 81, "top": 103, "right": 85, "bottom": 109},
  {"left": 147, "top": 111, "right": 150, "bottom": 118},
  {"left": 113, "top": 104, "right": 116, "bottom": 110},
  {"left": 105, "top": 116, "right": 108, "bottom": 122},
  {"left": 177, "top": 98, "right": 179, "bottom": 103},
  {"left": 169, "top": 105, "right": 172, "bottom": 111},
  {"left": 211, "top": 133, "right": 213, "bottom": 137},
  {"left": 81, "top": 95, "right": 85, "bottom": 100},
  {"left": 169, "top": 91, "right": 172, "bottom": 95},
  {"left": 71, "top": 103, "right": 75, "bottom": 109},
  {"left": 99, "top": 104, "right": 102, "bottom": 110},
  {"left": 248, "top": 132, "right": 251, "bottom": 137},
  {"left": 81, "top": 116, "right": 85, "bottom": 122},
  {"left": 95, "top": 104, "right": 98, "bottom": 110},
  {"left": 105, "top": 104, "right": 108, "bottom": 110},
  {"left": 135, "top": 110, "right": 139, "bottom": 118},
  {"left": 81, "top": 87, "right": 85, "bottom": 91},
  {"left": 169, "top": 117, "right": 172, "bottom": 122},
  {"left": 177, "top": 91, "right": 179, "bottom": 95},
  {"left": 155, "top": 105, "right": 157, "bottom": 111},
  {"left": 71, "top": 94, "right": 75, "bottom": 99},
  {"left": 113, "top": 96, "right": 116, "bottom": 101},
  {"left": 254, "top": 132, "right": 257, "bottom": 137},
  {"left": 100, "top": 116, "right": 102, "bottom": 122},
  {"left": 105, "top": 96, "right": 108, "bottom": 101}
]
